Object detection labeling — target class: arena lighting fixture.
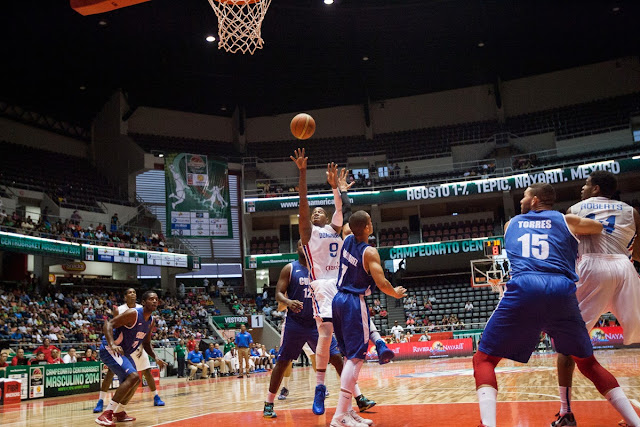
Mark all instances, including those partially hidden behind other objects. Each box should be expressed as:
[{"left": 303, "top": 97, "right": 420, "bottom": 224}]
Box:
[
  {"left": 324, "top": 0, "right": 334, "bottom": 4},
  {"left": 158, "top": 153, "right": 164, "bottom": 158},
  {"left": 477, "top": 41, "right": 485, "bottom": 47},
  {"left": 206, "top": 35, "right": 216, "bottom": 42},
  {"left": 632, "top": 155, "right": 640, "bottom": 160},
  {"left": 612, "top": 6, "right": 620, "bottom": 12},
  {"left": 362, "top": 56, "right": 369, "bottom": 61}
]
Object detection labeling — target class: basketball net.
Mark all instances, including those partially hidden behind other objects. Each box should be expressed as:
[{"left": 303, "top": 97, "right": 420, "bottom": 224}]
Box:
[
  {"left": 207, "top": 0, "right": 272, "bottom": 55},
  {"left": 488, "top": 278, "right": 505, "bottom": 298}
]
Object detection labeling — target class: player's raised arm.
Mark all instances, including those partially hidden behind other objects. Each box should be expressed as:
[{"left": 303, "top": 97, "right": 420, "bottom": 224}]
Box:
[
  {"left": 103, "top": 308, "right": 137, "bottom": 355},
  {"left": 338, "top": 168, "right": 355, "bottom": 237},
  {"left": 364, "top": 246, "right": 406, "bottom": 299},
  {"left": 275, "top": 263, "right": 302, "bottom": 313},
  {"left": 564, "top": 214, "right": 603, "bottom": 235},
  {"left": 291, "top": 148, "right": 312, "bottom": 245},
  {"left": 327, "top": 162, "right": 343, "bottom": 234},
  {"left": 631, "top": 208, "right": 640, "bottom": 262}
]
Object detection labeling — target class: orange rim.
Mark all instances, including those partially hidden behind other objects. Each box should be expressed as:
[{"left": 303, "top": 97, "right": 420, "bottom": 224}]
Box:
[{"left": 215, "top": 0, "right": 260, "bottom": 4}]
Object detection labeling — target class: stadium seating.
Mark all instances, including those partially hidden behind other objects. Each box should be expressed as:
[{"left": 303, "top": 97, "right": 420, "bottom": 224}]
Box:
[{"left": 249, "top": 235, "right": 281, "bottom": 255}]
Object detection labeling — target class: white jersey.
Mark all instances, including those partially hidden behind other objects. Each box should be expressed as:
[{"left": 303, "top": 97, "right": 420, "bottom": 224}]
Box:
[
  {"left": 569, "top": 196, "right": 636, "bottom": 258},
  {"left": 118, "top": 303, "right": 142, "bottom": 315},
  {"left": 302, "top": 224, "right": 342, "bottom": 281}
]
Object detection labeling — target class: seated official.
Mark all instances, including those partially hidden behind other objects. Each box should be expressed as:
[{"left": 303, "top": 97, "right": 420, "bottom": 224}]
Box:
[
  {"left": 223, "top": 347, "right": 239, "bottom": 374},
  {"left": 187, "top": 348, "right": 209, "bottom": 380},
  {"left": 205, "top": 343, "right": 229, "bottom": 377}
]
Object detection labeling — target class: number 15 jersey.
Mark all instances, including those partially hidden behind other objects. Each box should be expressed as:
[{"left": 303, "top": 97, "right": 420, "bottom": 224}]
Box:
[
  {"left": 569, "top": 196, "right": 636, "bottom": 258},
  {"left": 302, "top": 224, "right": 342, "bottom": 281}
]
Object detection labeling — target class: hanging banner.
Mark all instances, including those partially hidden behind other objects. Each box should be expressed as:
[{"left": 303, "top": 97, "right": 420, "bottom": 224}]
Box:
[
  {"left": 245, "top": 158, "right": 637, "bottom": 212},
  {"left": 0, "top": 232, "right": 81, "bottom": 258},
  {"left": 365, "top": 338, "right": 473, "bottom": 361},
  {"left": 245, "top": 253, "right": 299, "bottom": 269},
  {"left": 165, "top": 153, "right": 232, "bottom": 238}
]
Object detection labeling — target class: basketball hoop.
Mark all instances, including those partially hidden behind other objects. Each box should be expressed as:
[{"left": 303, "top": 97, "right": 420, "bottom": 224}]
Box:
[
  {"left": 488, "top": 278, "right": 505, "bottom": 298},
  {"left": 207, "top": 0, "right": 272, "bottom": 55}
]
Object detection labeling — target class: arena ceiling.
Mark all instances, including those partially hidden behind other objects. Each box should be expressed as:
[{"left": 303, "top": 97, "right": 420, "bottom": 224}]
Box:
[{"left": 1, "top": 0, "right": 638, "bottom": 127}]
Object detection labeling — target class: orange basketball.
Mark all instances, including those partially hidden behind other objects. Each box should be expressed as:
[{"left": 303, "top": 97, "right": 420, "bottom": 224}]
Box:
[{"left": 290, "top": 113, "right": 316, "bottom": 140}]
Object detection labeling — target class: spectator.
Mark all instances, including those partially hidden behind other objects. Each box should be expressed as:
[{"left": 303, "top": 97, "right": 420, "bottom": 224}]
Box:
[
  {"left": 380, "top": 308, "right": 388, "bottom": 318},
  {"left": 174, "top": 339, "right": 187, "bottom": 378},
  {"left": 50, "top": 349, "right": 63, "bottom": 364},
  {"left": 465, "top": 301, "right": 474, "bottom": 312},
  {"left": 418, "top": 332, "right": 431, "bottom": 342},
  {"left": 110, "top": 213, "right": 119, "bottom": 232},
  {"left": 62, "top": 348, "right": 78, "bottom": 364},
  {"left": 11, "top": 348, "right": 29, "bottom": 366},
  {"left": 29, "top": 351, "right": 49, "bottom": 365},
  {"left": 424, "top": 301, "right": 433, "bottom": 311},
  {"left": 390, "top": 321, "right": 404, "bottom": 342},
  {"left": 83, "top": 348, "right": 96, "bottom": 362},
  {"left": 428, "top": 293, "right": 437, "bottom": 303},
  {"left": 0, "top": 352, "right": 10, "bottom": 370},
  {"left": 187, "top": 335, "right": 197, "bottom": 353},
  {"left": 34, "top": 337, "right": 59, "bottom": 361},
  {"left": 187, "top": 347, "right": 209, "bottom": 380},
  {"left": 223, "top": 337, "right": 236, "bottom": 355},
  {"left": 70, "top": 210, "right": 82, "bottom": 226},
  {"left": 404, "top": 165, "right": 411, "bottom": 177}
]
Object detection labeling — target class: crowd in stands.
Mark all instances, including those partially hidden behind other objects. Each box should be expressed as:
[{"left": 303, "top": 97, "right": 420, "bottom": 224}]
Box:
[{"left": 0, "top": 208, "right": 174, "bottom": 253}]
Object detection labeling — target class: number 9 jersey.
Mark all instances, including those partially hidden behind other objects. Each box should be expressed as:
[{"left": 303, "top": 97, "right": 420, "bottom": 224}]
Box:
[
  {"left": 302, "top": 224, "right": 342, "bottom": 282},
  {"left": 569, "top": 196, "right": 636, "bottom": 258}
]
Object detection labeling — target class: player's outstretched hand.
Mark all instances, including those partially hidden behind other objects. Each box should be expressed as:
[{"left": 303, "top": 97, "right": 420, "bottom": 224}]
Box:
[
  {"left": 156, "top": 359, "right": 167, "bottom": 370},
  {"left": 290, "top": 148, "right": 307, "bottom": 170},
  {"left": 337, "top": 168, "right": 355, "bottom": 193},
  {"left": 110, "top": 344, "right": 124, "bottom": 356},
  {"left": 326, "top": 162, "right": 339, "bottom": 188},
  {"left": 393, "top": 286, "right": 407, "bottom": 299},
  {"left": 288, "top": 299, "right": 304, "bottom": 313}
]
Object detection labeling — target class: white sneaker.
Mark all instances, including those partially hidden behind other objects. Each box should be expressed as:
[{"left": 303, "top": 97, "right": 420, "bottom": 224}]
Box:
[
  {"left": 330, "top": 412, "right": 368, "bottom": 427},
  {"left": 349, "top": 409, "right": 373, "bottom": 426}
]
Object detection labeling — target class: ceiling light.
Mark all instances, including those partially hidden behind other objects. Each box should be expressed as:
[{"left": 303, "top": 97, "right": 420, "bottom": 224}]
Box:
[
  {"left": 206, "top": 35, "right": 216, "bottom": 42},
  {"left": 612, "top": 6, "right": 620, "bottom": 12},
  {"left": 158, "top": 153, "right": 164, "bottom": 158},
  {"left": 362, "top": 56, "right": 369, "bottom": 61},
  {"left": 98, "top": 20, "right": 107, "bottom": 26},
  {"left": 477, "top": 42, "right": 485, "bottom": 47},
  {"left": 221, "top": 106, "right": 227, "bottom": 111},
  {"left": 324, "top": 0, "right": 334, "bottom": 4},
  {"left": 79, "top": 85, "right": 86, "bottom": 91}
]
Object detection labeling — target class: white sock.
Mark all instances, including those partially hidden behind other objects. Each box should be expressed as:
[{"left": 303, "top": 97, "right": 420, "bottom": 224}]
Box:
[
  {"left": 266, "top": 392, "right": 276, "bottom": 404},
  {"left": 106, "top": 400, "right": 119, "bottom": 413},
  {"left": 559, "top": 386, "right": 571, "bottom": 415},
  {"left": 118, "top": 404, "right": 126, "bottom": 414},
  {"left": 335, "top": 359, "right": 363, "bottom": 418},
  {"left": 115, "top": 403, "right": 123, "bottom": 413},
  {"left": 369, "top": 319, "right": 382, "bottom": 343},
  {"left": 353, "top": 383, "right": 362, "bottom": 398},
  {"left": 99, "top": 391, "right": 107, "bottom": 400},
  {"left": 335, "top": 390, "right": 352, "bottom": 419},
  {"left": 477, "top": 387, "right": 497, "bottom": 427},
  {"left": 606, "top": 387, "right": 640, "bottom": 426},
  {"left": 154, "top": 390, "right": 159, "bottom": 397},
  {"left": 316, "top": 370, "right": 326, "bottom": 385}
]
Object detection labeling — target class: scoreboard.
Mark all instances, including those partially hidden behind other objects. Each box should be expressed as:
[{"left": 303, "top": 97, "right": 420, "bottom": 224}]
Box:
[{"left": 483, "top": 239, "right": 503, "bottom": 257}]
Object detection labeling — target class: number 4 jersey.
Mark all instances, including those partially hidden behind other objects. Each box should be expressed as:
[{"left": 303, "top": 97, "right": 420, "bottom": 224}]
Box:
[
  {"left": 504, "top": 210, "right": 579, "bottom": 282},
  {"left": 569, "top": 196, "right": 636, "bottom": 258}
]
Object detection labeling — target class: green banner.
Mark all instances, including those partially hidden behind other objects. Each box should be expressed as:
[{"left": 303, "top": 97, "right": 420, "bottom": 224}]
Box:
[
  {"left": 166, "top": 153, "right": 232, "bottom": 238},
  {"left": 212, "top": 315, "right": 249, "bottom": 328},
  {"left": 245, "top": 158, "right": 636, "bottom": 212},
  {"left": 245, "top": 253, "right": 299, "bottom": 269},
  {"left": 0, "top": 232, "right": 81, "bottom": 258},
  {"left": 378, "top": 237, "right": 504, "bottom": 260},
  {"left": 1, "top": 362, "right": 102, "bottom": 399}
]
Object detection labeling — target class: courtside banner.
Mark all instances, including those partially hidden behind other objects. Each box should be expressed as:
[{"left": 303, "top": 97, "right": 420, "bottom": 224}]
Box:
[
  {"left": 590, "top": 326, "right": 625, "bottom": 349},
  {"left": 165, "top": 153, "right": 232, "bottom": 238},
  {"left": 365, "top": 338, "right": 473, "bottom": 361},
  {"left": 43, "top": 362, "right": 102, "bottom": 397},
  {"left": 245, "top": 158, "right": 638, "bottom": 212}
]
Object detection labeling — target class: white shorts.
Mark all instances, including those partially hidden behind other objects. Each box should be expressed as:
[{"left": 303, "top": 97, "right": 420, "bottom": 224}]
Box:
[
  {"left": 132, "top": 346, "right": 152, "bottom": 371},
  {"left": 310, "top": 278, "right": 338, "bottom": 320},
  {"left": 576, "top": 254, "right": 640, "bottom": 345}
]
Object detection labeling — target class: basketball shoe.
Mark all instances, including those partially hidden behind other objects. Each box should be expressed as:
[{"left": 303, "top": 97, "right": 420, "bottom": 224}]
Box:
[
  {"left": 355, "top": 394, "right": 376, "bottom": 412},
  {"left": 551, "top": 412, "right": 576, "bottom": 426},
  {"left": 114, "top": 411, "right": 136, "bottom": 422},
  {"left": 330, "top": 412, "right": 369, "bottom": 427},
  {"left": 93, "top": 399, "right": 104, "bottom": 413},
  {"left": 375, "top": 339, "right": 395, "bottom": 365},
  {"left": 95, "top": 410, "right": 115, "bottom": 426},
  {"left": 312, "top": 384, "right": 326, "bottom": 415},
  {"left": 154, "top": 395, "right": 165, "bottom": 406},
  {"left": 349, "top": 408, "right": 373, "bottom": 426},
  {"left": 263, "top": 402, "right": 277, "bottom": 418},
  {"left": 277, "top": 387, "right": 289, "bottom": 400}
]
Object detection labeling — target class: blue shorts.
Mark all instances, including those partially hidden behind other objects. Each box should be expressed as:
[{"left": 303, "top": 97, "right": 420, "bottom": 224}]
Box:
[
  {"left": 332, "top": 291, "right": 370, "bottom": 360},
  {"left": 99, "top": 344, "right": 138, "bottom": 383},
  {"left": 278, "top": 317, "right": 340, "bottom": 362},
  {"left": 479, "top": 273, "right": 593, "bottom": 363}
]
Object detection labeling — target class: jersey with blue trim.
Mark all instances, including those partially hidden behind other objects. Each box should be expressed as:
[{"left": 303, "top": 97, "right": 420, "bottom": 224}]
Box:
[
  {"left": 285, "top": 260, "right": 315, "bottom": 327},
  {"left": 569, "top": 196, "right": 636, "bottom": 258},
  {"left": 102, "top": 306, "right": 152, "bottom": 356},
  {"left": 303, "top": 224, "right": 342, "bottom": 281},
  {"left": 336, "top": 234, "right": 376, "bottom": 295},
  {"left": 505, "top": 210, "right": 579, "bottom": 282}
]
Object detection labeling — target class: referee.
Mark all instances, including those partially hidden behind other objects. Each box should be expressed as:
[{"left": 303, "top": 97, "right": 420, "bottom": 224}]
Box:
[{"left": 235, "top": 324, "right": 253, "bottom": 378}]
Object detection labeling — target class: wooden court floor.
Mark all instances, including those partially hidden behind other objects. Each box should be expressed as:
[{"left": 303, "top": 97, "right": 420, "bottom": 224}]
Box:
[{"left": 2, "top": 348, "right": 640, "bottom": 427}]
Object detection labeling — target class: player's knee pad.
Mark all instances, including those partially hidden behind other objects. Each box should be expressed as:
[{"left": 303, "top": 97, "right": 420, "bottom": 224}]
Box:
[
  {"left": 473, "top": 351, "right": 500, "bottom": 390},
  {"left": 572, "top": 355, "right": 619, "bottom": 395}
]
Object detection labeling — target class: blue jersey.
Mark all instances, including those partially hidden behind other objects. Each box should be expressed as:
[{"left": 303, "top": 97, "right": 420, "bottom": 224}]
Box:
[
  {"left": 103, "top": 306, "right": 153, "bottom": 356},
  {"left": 336, "top": 234, "right": 376, "bottom": 295},
  {"left": 505, "top": 210, "right": 579, "bottom": 282},
  {"left": 286, "top": 260, "right": 315, "bottom": 327}
]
